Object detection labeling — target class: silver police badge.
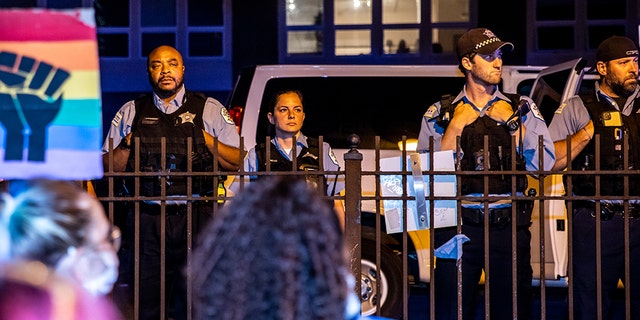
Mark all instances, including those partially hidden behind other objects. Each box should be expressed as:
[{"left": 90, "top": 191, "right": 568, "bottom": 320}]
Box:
[{"left": 178, "top": 111, "right": 196, "bottom": 125}]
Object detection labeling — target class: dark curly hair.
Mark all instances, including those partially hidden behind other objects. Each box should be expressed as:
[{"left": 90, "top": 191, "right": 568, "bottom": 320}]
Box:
[{"left": 192, "top": 177, "right": 349, "bottom": 320}]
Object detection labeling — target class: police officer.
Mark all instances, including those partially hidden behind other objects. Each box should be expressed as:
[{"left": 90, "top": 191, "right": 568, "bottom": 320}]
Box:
[
  {"left": 548, "top": 35, "right": 640, "bottom": 320},
  {"left": 244, "top": 89, "right": 344, "bottom": 227},
  {"left": 101, "top": 45, "right": 241, "bottom": 320},
  {"left": 417, "top": 28, "right": 555, "bottom": 320}
]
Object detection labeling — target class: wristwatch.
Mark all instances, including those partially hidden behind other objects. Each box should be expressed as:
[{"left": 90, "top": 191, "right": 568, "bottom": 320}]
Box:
[
  {"left": 505, "top": 116, "right": 520, "bottom": 132},
  {"left": 503, "top": 111, "right": 520, "bottom": 132}
]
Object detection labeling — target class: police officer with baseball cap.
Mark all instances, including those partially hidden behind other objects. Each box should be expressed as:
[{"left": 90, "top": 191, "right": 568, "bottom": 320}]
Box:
[
  {"left": 548, "top": 35, "right": 640, "bottom": 319},
  {"left": 418, "top": 28, "right": 555, "bottom": 320}
]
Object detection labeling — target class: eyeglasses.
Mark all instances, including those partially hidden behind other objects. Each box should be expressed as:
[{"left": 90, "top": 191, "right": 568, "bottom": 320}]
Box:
[{"left": 107, "top": 225, "right": 122, "bottom": 251}]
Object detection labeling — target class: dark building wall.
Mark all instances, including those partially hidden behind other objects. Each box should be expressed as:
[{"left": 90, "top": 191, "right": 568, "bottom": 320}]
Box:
[
  {"left": 478, "top": 0, "right": 527, "bottom": 66},
  {"left": 232, "top": 0, "right": 279, "bottom": 83}
]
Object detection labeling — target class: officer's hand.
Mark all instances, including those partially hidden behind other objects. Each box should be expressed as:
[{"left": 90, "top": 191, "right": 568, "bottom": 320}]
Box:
[
  {"left": 485, "top": 100, "right": 513, "bottom": 124},
  {"left": 449, "top": 101, "right": 479, "bottom": 128},
  {"left": 120, "top": 133, "right": 133, "bottom": 148}
]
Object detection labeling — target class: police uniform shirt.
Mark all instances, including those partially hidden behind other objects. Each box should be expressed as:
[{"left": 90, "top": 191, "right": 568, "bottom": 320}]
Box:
[
  {"left": 102, "top": 86, "right": 241, "bottom": 153},
  {"left": 244, "top": 133, "right": 344, "bottom": 196},
  {"left": 548, "top": 82, "right": 640, "bottom": 143},
  {"left": 417, "top": 86, "right": 556, "bottom": 173},
  {"left": 548, "top": 83, "right": 640, "bottom": 204}
]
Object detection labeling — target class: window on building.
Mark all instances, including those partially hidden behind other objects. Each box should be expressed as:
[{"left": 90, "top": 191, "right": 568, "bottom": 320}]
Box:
[
  {"left": 1, "top": 0, "right": 233, "bottom": 94},
  {"left": 281, "top": 0, "right": 472, "bottom": 63},
  {"left": 527, "top": 0, "right": 636, "bottom": 65},
  {"left": 93, "top": 0, "right": 232, "bottom": 93}
]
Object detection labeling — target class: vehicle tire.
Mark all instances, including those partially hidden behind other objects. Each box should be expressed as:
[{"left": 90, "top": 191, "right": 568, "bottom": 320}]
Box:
[{"left": 360, "top": 239, "right": 403, "bottom": 319}]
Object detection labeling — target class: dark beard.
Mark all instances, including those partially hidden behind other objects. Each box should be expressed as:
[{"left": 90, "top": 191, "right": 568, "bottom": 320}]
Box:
[
  {"left": 606, "top": 73, "right": 637, "bottom": 98},
  {"left": 149, "top": 76, "right": 184, "bottom": 99}
]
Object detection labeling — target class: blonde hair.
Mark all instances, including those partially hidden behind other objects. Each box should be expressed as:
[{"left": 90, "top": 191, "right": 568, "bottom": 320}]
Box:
[{"left": 5, "top": 180, "right": 92, "bottom": 267}]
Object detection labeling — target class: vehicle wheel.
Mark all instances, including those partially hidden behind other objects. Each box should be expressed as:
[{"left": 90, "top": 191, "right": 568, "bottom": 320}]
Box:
[{"left": 360, "top": 239, "right": 403, "bottom": 319}]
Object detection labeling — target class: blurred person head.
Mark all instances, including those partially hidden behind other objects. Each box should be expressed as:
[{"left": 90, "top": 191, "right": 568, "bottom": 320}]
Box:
[
  {"left": 594, "top": 35, "right": 639, "bottom": 98},
  {"left": 396, "top": 39, "right": 409, "bottom": 53},
  {"left": 192, "top": 177, "right": 356, "bottom": 320},
  {"left": 0, "top": 260, "right": 121, "bottom": 320},
  {"left": 266, "top": 89, "right": 306, "bottom": 139},
  {"left": 1, "top": 179, "right": 120, "bottom": 296}
]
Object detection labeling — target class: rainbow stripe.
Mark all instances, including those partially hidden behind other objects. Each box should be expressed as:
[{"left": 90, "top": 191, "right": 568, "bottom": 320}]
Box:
[{"left": 0, "top": 8, "right": 102, "bottom": 180}]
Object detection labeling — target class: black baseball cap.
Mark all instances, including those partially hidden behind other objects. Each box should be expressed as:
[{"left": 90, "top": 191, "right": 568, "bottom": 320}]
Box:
[
  {"left": 595, "top": 35, "right": 639, "bottom": 63},
  {"left": 456, "top": 28, "right": 513, "bottom": 60}
]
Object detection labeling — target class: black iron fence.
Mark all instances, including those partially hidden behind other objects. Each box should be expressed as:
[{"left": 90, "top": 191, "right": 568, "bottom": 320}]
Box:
[{"left": 96, "top": 135, "right": 639, "bottom": 320}]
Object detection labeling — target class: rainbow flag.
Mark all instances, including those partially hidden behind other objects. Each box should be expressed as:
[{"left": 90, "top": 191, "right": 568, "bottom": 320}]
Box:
[{"left": 0, "top": 8, "right": 102, "bottom": 180}]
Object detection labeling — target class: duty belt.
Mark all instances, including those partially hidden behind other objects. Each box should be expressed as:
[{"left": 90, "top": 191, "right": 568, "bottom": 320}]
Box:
[
  {"left": 572, "top": 201, "right": 640, "bottom": 220},
  {"left": 461, "top": 202, "right": 533, "bottom": 227}
]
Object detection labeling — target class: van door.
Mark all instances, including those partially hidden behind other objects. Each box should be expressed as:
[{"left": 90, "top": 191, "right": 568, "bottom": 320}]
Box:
[
  {"left": 528, "top": 58, "right": 586, "bottom": 283},
  {"left": 530, "top": 58, "right": 587, "bottom": 125}
]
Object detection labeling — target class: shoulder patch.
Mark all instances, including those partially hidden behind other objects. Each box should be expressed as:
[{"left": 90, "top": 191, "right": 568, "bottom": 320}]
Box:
[
  {"left": 111, "top": 111, "right": 123, "bottom": 128},
  {"left": 529, "top": 103, "right": 545, "bottom": 121},
  {"left": 423, "top": 105, "right": 438, "bottom": 119},
  {"left": 220, "top": 107, "right": 235, "bottom": 125},
  {"left": 328, "top": 147, "right": 339, "bottom": 166},
  {"left": 555, "top": 103, "right": 567, "bottom": 114}
]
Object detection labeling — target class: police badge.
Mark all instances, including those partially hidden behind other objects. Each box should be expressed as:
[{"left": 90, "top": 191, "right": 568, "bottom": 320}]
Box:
[{"left": 178, "top": 111, "right": 196, "bottom": 125}]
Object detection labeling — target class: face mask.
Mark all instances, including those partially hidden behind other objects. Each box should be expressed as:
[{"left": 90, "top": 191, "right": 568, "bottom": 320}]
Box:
[
  {"left": 79, "top": 248, "right": 119, "bottom": 296},
  {"left": 0, "top": 226, "right": 9, "bottom": 263},
  {"left": 57, "top": 246, "right": 120, "bottom": 296}
]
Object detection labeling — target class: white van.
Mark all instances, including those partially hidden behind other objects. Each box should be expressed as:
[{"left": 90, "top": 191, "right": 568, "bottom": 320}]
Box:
[{"left": 226, "top": 60, "right": 595, "bottom": 318}]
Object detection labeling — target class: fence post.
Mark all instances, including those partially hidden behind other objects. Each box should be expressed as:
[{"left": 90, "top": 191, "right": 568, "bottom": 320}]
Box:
[{"left": 344, "top": 134, "right": 363, "bottom": 301}]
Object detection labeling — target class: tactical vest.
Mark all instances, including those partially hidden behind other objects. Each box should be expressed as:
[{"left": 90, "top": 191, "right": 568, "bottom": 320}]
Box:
[
  {"left": 126, "top": 91, "right": 214, "bottom": 196},
  {"left": 255, "top": 137, "right": 327, "bottom": 193},
  {"left": 570, "top": 91, "right": 640, "bottom": 196},
  {"left": 439, "top": 93, "right": 527, "bottom": 194}
]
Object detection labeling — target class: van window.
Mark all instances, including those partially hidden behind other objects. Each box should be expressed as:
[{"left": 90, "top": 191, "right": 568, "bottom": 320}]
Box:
[
  {"left": 516, "top": 79, "right": 535, "bottom": 97},
  {"left": 257, "top": 76, "right": 466, "bottom": 149},
  {"left": 530, "top": 67, "right": 576, "bottom": 126}
]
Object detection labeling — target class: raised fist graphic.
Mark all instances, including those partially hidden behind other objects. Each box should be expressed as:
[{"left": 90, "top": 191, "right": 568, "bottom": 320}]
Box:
[{"left": 0, "top": 51, "right": 70, "bottom": 161}]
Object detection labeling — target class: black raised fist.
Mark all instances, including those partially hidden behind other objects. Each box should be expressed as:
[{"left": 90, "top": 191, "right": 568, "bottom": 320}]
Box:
[{"left": 0, "top": 51, "right": 70, "bottom": 161}]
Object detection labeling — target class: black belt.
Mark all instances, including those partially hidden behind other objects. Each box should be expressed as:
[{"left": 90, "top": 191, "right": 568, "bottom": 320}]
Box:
[
  {"left": 572, "top": 201, "right": 640, "bottom": 220},
  {"left": 461, "top": 203, "right": 533, "bottom": 227},
  {"left": 140, "top": 202, "right": 188, "bottom": 215}
]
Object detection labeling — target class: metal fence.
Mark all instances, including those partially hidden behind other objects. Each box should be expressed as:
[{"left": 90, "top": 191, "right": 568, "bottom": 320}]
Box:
[{"left": 96, "top": 135, "right": 638, "bottom": 320}]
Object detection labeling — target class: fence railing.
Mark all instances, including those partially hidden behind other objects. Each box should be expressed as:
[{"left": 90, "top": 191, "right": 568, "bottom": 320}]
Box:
[{"left": 96, "top": 135, "right": 638, "bottom": 320}]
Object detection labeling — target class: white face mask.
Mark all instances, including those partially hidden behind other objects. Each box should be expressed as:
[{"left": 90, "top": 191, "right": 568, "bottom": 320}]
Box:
[
  {"left": 57, "top": 246, "right": 119, "bottom": 296},
  {"left": 0, "top": 226, "right": 9, "bottom": 263},
  {"left": 80, "top": 248, "right": 119, "bottom": 296}
]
